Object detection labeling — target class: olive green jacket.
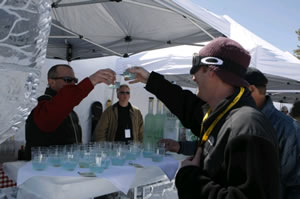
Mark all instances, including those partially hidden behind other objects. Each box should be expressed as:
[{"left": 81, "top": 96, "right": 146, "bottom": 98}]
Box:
[{"left": 94, "top": 102, "right": 144, "bottom": 142}]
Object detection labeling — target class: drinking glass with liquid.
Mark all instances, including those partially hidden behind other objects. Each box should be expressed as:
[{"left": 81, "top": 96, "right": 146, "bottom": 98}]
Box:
[
  {"left": 108, "top": 75, "right": 121, "bottom": 89},
  {"left": 122, "top": 64, "right": 136, "bottom": 80},
  {"left": 31, "top": 147, "right": 48, "bottom": 171}
]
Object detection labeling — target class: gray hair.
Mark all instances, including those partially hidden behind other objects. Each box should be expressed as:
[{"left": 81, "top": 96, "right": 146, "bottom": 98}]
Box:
[{"left": 116, "top": 84, "right": 130, "bottom": 93}]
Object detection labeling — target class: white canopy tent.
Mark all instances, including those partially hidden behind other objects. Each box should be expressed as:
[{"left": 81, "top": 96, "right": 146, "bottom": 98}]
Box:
[
  {"left": 116, "top": 15, "right": 300, "bottom": 103},
  {"left": 224, "top": 16, "right": 300, "bottom": 103},
  {"left": 47, "top": 0, "right": 229, "bottom": 61},
  {"left": 1, "top": 0, "right": 300, "bottom": 144}
]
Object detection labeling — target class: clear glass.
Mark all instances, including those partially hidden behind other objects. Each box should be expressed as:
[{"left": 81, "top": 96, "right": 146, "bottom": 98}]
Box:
[
  {"left": 47, "top": 145, "right": 64, "bottom": 167},
  {"left": 89, "top": 154, "right": 105, "bottom": 173},
  {"left": 143, "top": 142, "right": 154, "bottom": 158},
  {"left": 31, "top": 147, "right": 48, "bottom": 171},
  {"left": 101, "top": 154, "right": 111, "bottom": 170},
  {"left": 125, "top": 141, "right": 141, "bottom": 160},
  {"left": 121, "top": 64, "right": 136, "bottom": 80},
  {"left": 151, "top": 146, "right": 165, "bottom": 162},
  {"left": 111, "top": 149, "right": 126, "bottom": 166},
  {"left": 122, "top": 70, "right": 136, "bottom": 80},
  {"left": 62, "top": 152, "right": 78, "bottom": 171},
  {"left": 108, "top": 75, "right": 121, "bottom": 89},
  {"left": 78, "top": 150, "right": 93, "bottom": 168},
  {"left": 32, "top": 154, "right": 48, "bottom": 171}
]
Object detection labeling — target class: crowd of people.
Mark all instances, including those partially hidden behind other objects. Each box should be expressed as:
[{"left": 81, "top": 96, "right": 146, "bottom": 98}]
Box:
[{"left": 23, "top": 37, "right": 300, "bottom": 199}]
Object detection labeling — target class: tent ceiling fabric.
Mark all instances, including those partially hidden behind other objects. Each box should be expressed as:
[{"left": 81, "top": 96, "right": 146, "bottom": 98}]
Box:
[
  {"left": 266, "top": 74, "right": 300, "bottom": 103},
  {"left": 47, "top": 0, "right": 227, "bottom": 61},
  {"left": 268, "top": 91, "right": 300, "bottom": 104}
]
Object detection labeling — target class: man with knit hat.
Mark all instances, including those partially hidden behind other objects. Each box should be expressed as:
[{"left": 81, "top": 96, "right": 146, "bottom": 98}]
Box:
[
  {"left": 245, "top": 67, "right": 300, "bottom": 199},
  {"left": 127, "top": 37, "right": 280, "bottom": 199}
]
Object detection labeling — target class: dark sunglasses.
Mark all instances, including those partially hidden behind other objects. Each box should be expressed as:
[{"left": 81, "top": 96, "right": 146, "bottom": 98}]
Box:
[
  {"left": 190, "top": 53, "right": 224, "bottom": 74},
  {"left": 119, "top": 91, "right": 130, "bottom": 95},
  {"left": 52, "top": 76, "right": 78, "bottom": 83}
]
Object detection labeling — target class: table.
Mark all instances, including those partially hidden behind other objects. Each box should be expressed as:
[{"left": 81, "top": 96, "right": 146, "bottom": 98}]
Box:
[{"left": 3, "top": 153, "right": 186, "bottom": 199}]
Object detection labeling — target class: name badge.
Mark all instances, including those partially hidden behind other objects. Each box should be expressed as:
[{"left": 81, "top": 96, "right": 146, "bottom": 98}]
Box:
[{"left": 125, "top": 129, "right": 131, "bottom": 138}]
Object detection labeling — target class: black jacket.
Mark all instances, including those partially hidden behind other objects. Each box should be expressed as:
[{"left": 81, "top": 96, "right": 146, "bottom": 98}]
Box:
[
  {"left": 145, "top": 72, "right": 280, "bottom": 199},
  {"left": 25, "top": 87, "right": 82, "bottom": 160}
]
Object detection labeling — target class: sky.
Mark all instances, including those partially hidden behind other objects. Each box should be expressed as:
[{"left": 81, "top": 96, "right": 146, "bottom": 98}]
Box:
[{"left": 191, "top": 0, "right": 300, "bottom": 54}]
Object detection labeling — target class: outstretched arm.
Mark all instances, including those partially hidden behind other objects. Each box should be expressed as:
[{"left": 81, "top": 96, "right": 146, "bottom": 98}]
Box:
[{"left": 34, "top": 68, "right": 116, "bottom": 132}]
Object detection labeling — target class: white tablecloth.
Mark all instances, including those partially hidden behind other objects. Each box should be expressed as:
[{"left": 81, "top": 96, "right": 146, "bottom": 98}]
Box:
[{"left": 3, "top": 153, "right": 184, "bottom": 199}]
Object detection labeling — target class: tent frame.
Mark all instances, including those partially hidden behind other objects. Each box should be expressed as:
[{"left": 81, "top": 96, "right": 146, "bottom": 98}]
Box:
[{"left": 49, "top": 0, "right": 216, "bottom": 60}]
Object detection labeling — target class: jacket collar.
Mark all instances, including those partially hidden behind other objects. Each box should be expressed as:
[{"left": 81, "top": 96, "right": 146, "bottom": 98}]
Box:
[
  {"left": 37, "top": 87, "right": 57, "bottom": 101},
  {"left": 261, "top": 96, "right": 279, "bottom": 118},
  {"left": 113, "top": 102, "right": 133, "bottom": 111},
  {"left": 203, "top": 87, "right": 256, "bottom": 129},
  {"left": 44, "top": 87, "right": 57, "bottom": 97}
]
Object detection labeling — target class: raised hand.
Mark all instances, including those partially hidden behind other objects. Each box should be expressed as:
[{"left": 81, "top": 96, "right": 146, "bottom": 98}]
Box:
[
  {"left": 160, "top": 139, "right": 180, "bottom": 153},
  {"left": 89, "top": 68, "right": 116, "bottom": 86},
  {"left": 126, "top": 66, "right": 150, "bottom": 84}
]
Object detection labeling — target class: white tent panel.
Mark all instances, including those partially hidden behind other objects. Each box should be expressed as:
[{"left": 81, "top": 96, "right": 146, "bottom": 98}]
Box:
[
  {"left": 224, "top": 16, "right": 300, "bottom": 81},
  {"left": 117, "top": 45, "right": 201, "bottom": 74}
]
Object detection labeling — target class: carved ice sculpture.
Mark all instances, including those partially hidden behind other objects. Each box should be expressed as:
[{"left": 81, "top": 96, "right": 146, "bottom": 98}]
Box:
[{"left": 0, "top": 0, "right": 51, "bottom": 144}]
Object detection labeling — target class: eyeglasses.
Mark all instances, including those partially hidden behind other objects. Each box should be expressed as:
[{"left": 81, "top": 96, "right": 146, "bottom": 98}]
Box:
[
  {"left": 193, "top": 55, "right": 224, "bottom": 66},
  {"left": 119, "top": 91, "right": 130, "bottom": 95},
  {"left": 52, "top": 76, "right": 78, "bottom": 83},
  {"left": 190, "top": 53, "right": 224, "bottom": 74}
]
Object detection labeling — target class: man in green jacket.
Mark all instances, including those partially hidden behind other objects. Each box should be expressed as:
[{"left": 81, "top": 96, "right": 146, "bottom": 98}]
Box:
[{"left": 94, "top": 84, "right": 143, "bottom": 143}]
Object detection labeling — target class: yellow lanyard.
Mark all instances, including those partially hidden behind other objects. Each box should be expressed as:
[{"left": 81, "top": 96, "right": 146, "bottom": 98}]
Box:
[{"left": 200, "top": 87, "right": 245, "bottom": 145}]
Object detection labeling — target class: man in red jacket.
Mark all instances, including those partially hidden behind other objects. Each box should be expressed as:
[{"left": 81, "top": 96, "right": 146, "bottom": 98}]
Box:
[{"left": 25, "top": 64, "right": 115, "bottom": 160}]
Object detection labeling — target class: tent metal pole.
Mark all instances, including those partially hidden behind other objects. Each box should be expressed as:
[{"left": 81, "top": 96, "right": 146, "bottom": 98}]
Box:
[
  {"left": 132, "top": 36, "right": 206, "bottom": 46},
  {"left": 121, "top": 43, "right": 169, "bottom": 57},
  {"left": 51, "top": 23, "right": 123, "bottom": 57},
  {"left": 165, "top": 31, "right": 210, "bottom": 44},
  {"left": 82, "top": 37, "right": 123, "bottom": 57},
  {"left": 117, "top": 40, "right": 205, "bottom": 58},
  {"left": 53, "top": 0, "right": 173, "bottom": 13},
  {"left": 51, "top": 23, "right": 81, "bottom": 37},
  {"left": 186, "top": 18, "right": 215, "bottom": 40},
  {"left": 52, "top": 0, "right": 63, "bottom": 7},
  {"left": 124, "top": 0, "right": 173, "bottom": 13},
  {"left": 52, "top": 0, "right": 114, "bottom": 8},
  {"left": 48, "top": 36, "right": 79, "bottom": 39}
]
